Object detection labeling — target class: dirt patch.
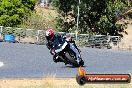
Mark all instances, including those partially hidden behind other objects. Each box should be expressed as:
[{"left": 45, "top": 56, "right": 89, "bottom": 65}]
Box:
[
  {"left": 120, "top": 24, "right": 132, "bottom": 48},
  {"left": 112, "top": 21, "right": 132, "bottom": 50},
  {"left": 0, "top": 78, "right": 76, "bottom": 88},
  {"left": 18, "top": 37, "right": 36, "bottom": 43},
  {"left": 0, "top": 78, "right": 131, "bottom": 88}
]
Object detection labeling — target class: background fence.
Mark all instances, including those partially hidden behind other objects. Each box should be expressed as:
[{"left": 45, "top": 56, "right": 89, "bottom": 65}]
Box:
[{"left": 0, "top": 26, "right": 121, "bottom": 49}]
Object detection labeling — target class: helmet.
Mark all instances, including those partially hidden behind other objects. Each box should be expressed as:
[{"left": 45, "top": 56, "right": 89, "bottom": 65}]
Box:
[{"left": 45, "top": 28, "right": 55, "bottom": 40}]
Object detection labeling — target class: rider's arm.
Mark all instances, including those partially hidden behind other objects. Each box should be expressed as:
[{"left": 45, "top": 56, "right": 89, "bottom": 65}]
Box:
[
  {"left": 46, "top": 41, "right": 53, "bottom": 50},
  {"left": 46, "top": 42, "right": 51, "bottom": 50}
]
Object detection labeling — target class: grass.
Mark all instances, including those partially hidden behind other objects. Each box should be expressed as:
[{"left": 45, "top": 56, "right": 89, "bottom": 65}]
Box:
[{"left": 0, "top": 78, "right": 131, "bottom": 88}]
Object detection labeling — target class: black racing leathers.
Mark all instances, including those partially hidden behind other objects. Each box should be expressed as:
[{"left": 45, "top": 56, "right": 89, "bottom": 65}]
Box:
[
  {"left": 46, "top": 34, "right": 63, "bottom": 51},
  {"left": 46, "top": 33, "right": 80, "bottom": 63},
  {"left": 46, "top": 34, "right": 64, "bottom": 62}
]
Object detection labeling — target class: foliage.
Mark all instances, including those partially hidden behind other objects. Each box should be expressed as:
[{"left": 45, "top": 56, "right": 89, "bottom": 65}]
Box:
[
  {"left": 52, "top": 0, "right": 77, "bottom": 32},
  {"left": 0, "top": 0, "right": 37, "bottom": 27},
  {"left": 2, "top": 27, "right": 15, "bottom": 35},
  {"left": 13, "top": 28, "right": 26, "bottom": 37},
  {"left": 52, "top": 0, "right": 130, "bottom": 36},
  {"left": 21, "top": 11, "right": 56, "bottom": 30},
  {"left": 2, "top": 27, "right": 26, "bottom": 38}
]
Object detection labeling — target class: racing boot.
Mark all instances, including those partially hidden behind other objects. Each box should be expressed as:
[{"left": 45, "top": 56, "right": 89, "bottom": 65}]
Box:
[
  {"left": 53, "top": 55, "right": 63, "bottom": 63},
  {"left": 53, "top": 55, "right": 68, "bottom": 65},
  {"left": 76, "top": 57, "right": 84, "bottom": 67}
]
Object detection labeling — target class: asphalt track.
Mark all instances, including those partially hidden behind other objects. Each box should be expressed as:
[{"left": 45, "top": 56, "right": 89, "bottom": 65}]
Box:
[{"left": 0, "top": 42, "right": 132, "bottom": 78}]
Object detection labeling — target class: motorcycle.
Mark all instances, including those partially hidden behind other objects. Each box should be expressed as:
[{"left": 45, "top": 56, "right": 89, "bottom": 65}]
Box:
[{"left": 53, "top": 36, "right": 84, "bottom": 67}]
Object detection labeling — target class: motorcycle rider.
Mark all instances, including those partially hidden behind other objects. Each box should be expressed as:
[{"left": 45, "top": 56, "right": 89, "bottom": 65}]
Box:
[{"left": 45, "top": 28, "right": 82, "bottom": 65}]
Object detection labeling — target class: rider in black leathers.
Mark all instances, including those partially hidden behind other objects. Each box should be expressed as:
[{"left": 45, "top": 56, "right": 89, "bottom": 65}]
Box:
[
  {"left": 45, "top": 28, "right": 81, "bottom": 64},
  {"left": 46, "top": 37, "right": 63, "bottom": 62}
]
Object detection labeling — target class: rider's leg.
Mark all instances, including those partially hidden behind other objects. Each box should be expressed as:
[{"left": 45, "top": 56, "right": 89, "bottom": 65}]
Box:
[
  {"left": 69, "top": 43, "right": 81, "bottom": 63},
  {"left": 69, "top": 40, "right": 81, "bottom": 53},
  {"left": 53, "top": 54, "right": 63, "bottom": 63},
  {"left": 72, "top": 43, "right": 81, "bottom": 52}
]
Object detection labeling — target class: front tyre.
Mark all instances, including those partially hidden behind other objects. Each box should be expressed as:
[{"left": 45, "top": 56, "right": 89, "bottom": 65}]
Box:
[
  {"left": 79, "top": 59, "right": 84, "bottom": 67},
  {"left": 65, "top": 52, "right": 79, "bottom": 67}
]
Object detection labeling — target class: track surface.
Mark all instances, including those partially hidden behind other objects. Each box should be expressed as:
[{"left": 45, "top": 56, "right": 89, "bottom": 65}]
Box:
[{"left": 0, "top": 42, "right": 132, "bottom": 78}]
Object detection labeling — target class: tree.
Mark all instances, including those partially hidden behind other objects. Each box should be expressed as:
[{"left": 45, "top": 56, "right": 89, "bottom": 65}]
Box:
[
  {"left": 52, "top": 0, "right": 77, "bottom": 32},
  {"left": 0, "top": 0, "right": 37, "bottom": 27},
  {"left": 98, "top": 0, "right": 128, "bottom": 36},
  {"left": 52, "top": 0, "right": 130, "bottom": 36}
]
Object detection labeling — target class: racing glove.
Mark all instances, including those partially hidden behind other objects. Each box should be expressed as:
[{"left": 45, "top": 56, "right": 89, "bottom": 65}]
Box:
[{"left": 50, "top": 49, "right": 55, "bottom": 55}]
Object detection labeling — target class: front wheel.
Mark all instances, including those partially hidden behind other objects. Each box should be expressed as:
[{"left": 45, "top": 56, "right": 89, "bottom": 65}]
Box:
[
  {"left": 65, "top": 52, "right": 80, "bottom": 67},
  {"left": 79, "top": 59, "right": 84, "bottom": 67}
]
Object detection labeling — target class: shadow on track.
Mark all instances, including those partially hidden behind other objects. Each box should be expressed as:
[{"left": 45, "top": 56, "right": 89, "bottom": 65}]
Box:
[{"left": 60, "top": 65, "right": 87, "bottom": 68}]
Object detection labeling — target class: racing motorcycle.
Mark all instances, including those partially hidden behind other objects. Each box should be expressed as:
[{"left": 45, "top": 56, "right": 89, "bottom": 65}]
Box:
[{"left": 53, "top": 36, "right": 84, "bottom": 67}]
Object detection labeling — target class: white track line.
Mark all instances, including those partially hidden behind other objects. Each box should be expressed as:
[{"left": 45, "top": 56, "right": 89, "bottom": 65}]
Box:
[{"left": 0, "top": 61, "right": 4, "bottom": 67}]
